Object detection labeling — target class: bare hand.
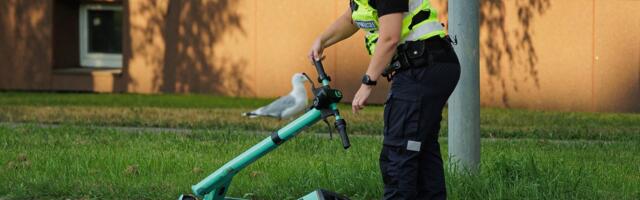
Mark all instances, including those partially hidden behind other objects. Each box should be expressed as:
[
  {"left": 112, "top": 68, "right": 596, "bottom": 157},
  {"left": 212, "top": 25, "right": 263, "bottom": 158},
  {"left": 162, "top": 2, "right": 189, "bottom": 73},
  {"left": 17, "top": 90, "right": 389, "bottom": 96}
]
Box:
[
  {"left": 308, "top": 38, "right": 326, "bottom": 63},
  {"left": 352, "top": 84, "right": 374, "bottom": 114}
]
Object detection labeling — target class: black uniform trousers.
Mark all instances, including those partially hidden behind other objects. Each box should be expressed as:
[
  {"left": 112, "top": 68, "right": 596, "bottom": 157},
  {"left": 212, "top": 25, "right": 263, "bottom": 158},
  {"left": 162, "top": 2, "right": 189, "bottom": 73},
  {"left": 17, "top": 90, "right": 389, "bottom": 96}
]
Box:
[{"left": 380, "top": 39, "right": 460, "bottom": 200}]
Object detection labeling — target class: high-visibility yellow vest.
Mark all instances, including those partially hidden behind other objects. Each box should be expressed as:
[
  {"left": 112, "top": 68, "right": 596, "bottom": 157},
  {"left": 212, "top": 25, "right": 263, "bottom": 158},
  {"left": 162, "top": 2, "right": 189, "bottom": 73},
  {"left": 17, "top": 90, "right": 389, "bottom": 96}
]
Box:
[{"left": 350, "top": 0, "right": 446, "bottom": 55}]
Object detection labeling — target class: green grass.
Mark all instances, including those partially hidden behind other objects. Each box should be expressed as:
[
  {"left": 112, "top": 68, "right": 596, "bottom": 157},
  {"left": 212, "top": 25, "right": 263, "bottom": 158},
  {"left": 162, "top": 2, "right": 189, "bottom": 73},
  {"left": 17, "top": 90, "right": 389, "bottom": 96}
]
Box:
[
  {"left": 1, "top": 92, "right": 639, "bottom": 141},
  {"left": 1, "top": 92, "right": 639, "bottom": 199},
  {"left": 1, "top": 124, "right": 638, "bottom": 199}
]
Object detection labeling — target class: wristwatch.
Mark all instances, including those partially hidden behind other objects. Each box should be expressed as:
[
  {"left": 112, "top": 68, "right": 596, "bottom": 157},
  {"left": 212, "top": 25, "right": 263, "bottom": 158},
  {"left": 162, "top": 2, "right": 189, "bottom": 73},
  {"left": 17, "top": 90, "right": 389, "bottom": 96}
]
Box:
[{"left": 361, "top": 74, "right": 377, "bottom": 86}]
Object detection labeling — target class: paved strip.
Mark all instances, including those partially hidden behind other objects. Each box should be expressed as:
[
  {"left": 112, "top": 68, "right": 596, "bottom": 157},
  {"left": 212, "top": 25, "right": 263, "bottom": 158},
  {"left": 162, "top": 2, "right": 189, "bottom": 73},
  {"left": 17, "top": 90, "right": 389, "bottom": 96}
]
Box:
[{"left": 0, "top": 122, "right": 629, "bottom": 145}]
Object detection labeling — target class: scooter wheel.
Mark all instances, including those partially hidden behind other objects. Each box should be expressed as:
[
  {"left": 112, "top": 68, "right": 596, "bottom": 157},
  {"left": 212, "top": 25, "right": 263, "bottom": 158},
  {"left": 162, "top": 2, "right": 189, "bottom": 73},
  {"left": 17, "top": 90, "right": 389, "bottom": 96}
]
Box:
[{"left": 178, "top": 194, "right": 199, "bottom": 200}]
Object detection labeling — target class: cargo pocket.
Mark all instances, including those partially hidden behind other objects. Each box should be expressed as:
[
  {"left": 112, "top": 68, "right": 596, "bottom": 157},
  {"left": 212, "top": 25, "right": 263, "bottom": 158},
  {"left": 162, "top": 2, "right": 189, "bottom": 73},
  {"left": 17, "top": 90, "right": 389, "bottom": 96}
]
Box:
[{"left": 383, "top": 95, "right": 422, "bottom": 147}]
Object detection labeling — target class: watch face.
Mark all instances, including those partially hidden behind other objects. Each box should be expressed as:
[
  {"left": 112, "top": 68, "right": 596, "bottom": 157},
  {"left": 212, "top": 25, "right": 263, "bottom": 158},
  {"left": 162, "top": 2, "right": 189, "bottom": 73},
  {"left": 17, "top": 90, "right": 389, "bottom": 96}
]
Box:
[
  {"left": 362, "top": 75, "right": 376, "bottom": 85},
  {"left": 362, "top": 75, "right": 369, "bottom": 83}
]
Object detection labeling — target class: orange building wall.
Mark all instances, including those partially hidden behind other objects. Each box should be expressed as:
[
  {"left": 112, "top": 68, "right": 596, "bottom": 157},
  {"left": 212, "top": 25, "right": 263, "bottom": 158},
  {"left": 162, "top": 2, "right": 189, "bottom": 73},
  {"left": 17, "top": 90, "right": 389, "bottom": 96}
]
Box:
[
  {"left": 0, "top": 0, "right": 638, "bottom": 113},
  {"left": 477, "top": 0, "right": 596, "bottom": 111},
  {"left": 0, "top": 0, "right": 53, "bottom": 91},
  {"left": 593, "top": 0, "right": 640, "bottom": 112}
]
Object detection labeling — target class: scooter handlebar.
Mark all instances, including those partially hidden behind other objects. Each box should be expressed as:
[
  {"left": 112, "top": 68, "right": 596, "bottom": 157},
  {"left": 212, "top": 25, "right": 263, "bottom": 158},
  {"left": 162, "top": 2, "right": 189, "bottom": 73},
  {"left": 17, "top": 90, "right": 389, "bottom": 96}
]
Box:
[
  {"left": 335, "top": 118, "right": 350, "bottom": 149},
  {"left": 314, "top": 60, "right": 330, "bottom": 83},
  {"left": 313, "top": 59, "right": 349, "bottom": 149}
]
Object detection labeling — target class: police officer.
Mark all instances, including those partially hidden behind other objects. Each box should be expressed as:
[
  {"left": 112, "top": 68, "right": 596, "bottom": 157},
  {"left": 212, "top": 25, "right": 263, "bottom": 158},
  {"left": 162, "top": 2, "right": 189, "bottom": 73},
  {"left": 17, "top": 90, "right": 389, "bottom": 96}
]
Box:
[{"left": 309, "top": 0, "right": 460, "bottom": 199}]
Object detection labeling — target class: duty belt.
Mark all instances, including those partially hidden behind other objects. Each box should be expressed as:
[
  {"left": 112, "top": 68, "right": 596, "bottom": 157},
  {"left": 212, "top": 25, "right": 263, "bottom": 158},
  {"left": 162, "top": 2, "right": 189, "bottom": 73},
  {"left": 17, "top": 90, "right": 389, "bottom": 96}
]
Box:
[{"left": 382, "top": 35, "right": 455, "bottom": 81}]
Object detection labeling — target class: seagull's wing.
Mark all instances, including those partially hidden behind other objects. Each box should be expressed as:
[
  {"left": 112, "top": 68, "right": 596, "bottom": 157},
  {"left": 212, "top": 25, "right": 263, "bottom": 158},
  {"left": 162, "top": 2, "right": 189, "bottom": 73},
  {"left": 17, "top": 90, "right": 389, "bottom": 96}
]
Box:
[{"left": 256, "top": 95, "right": 297, "bottom": 117}]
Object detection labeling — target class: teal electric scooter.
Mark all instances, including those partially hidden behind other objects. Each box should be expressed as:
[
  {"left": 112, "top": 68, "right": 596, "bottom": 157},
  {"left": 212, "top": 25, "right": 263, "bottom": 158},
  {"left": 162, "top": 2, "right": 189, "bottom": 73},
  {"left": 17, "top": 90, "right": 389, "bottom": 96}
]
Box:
[{"left": 179, "top": 60, "right": 351, "bottom": 200}]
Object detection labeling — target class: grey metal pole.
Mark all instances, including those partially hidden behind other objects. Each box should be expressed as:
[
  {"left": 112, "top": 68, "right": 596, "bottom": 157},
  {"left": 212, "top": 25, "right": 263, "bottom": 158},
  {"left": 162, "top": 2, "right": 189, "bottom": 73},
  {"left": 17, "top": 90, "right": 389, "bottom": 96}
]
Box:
[{"left": 447, "top": 0, "right": 481, "bottom": 172}]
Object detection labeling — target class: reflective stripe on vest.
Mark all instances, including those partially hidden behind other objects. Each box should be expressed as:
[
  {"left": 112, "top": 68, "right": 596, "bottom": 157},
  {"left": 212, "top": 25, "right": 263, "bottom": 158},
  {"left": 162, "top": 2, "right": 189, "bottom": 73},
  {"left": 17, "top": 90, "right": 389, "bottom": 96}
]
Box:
[
  {"left": 402, "top": 21, "right": 444, "bottom": 43},
  {"left": 408, "top": 0, "right": 423, "bottom": 15}
]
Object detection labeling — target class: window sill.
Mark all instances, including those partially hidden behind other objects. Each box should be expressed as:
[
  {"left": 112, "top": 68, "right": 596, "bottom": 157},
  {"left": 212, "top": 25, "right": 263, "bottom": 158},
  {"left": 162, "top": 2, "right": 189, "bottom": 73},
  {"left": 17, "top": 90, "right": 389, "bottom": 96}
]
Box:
[{"left": 53, "top": 67, "right": 122, "bottom": 75}]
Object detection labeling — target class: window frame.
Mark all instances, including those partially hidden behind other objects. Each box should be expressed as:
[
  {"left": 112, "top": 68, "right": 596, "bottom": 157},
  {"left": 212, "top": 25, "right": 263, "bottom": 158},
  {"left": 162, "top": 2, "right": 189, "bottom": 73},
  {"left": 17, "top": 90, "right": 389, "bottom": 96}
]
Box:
[{"left": 79, "top": 4, "right": 123, "bottom": 68}]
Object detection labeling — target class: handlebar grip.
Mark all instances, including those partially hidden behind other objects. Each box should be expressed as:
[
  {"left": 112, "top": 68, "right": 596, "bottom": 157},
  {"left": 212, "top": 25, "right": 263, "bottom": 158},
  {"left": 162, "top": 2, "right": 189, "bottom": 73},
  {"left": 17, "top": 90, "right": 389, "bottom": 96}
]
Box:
[
  {"left": 314, "top": 60, "right": 330, "bottom": 83},
  {"left": 335, "top": 119, "right": 350, "bottom": 149}
]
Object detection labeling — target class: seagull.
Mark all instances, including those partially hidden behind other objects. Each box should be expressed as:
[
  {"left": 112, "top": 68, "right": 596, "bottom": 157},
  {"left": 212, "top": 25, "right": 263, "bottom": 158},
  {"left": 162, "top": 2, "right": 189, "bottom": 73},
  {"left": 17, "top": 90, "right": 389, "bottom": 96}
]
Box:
[{"left": 242, "top": 73, "right": 309, "bottom": 119}]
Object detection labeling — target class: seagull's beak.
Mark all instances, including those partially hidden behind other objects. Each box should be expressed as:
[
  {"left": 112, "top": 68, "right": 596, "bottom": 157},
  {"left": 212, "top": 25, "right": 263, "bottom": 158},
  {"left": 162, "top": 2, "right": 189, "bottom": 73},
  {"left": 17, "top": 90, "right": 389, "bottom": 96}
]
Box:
[{"left": 301, "top": 73, "right": 310, "bottom": 82}]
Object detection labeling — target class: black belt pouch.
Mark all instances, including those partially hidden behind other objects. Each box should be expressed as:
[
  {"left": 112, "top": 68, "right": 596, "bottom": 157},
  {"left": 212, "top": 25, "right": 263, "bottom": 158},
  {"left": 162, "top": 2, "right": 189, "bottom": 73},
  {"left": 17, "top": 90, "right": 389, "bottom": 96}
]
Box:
[{"left": 399, "top": 40, "right": 429, "bottom": 68}]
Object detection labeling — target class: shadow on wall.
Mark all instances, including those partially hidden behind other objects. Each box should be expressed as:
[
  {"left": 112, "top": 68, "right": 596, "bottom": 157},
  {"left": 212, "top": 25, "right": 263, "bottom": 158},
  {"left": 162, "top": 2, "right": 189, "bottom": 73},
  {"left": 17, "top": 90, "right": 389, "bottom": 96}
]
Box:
[
  {"left": 435, "top": 0, "right": 551, "bottom": 107},
  {"left": 481, "top": 0, "right": 551, "bottom": 107},
  {"left": 0, "top": 0, "right": 53, "bottom": 90},
  {"left": 121, "top": 0, "right": 252, "bottom": 96}
]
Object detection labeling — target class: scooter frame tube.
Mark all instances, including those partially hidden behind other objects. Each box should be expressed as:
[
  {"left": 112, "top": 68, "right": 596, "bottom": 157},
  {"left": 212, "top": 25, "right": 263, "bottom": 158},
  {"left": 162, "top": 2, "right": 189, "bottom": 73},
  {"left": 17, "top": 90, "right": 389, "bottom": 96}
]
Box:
[
  {"left": 191, "top": 108, "right": 323, "bottom": 199},
  {"left": 190, "top": 60, "right": 345, "bottom": 200}
]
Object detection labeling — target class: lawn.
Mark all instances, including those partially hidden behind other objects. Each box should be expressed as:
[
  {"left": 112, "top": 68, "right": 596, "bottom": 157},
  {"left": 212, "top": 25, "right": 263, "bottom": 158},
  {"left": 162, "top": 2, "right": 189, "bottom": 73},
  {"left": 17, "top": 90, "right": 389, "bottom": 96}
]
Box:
[
  {"left": 1, "top": 92, "right": 638, "bottom": 141},
  {"left": 0, "top": 92, "right": 639, "bottom": 199}
]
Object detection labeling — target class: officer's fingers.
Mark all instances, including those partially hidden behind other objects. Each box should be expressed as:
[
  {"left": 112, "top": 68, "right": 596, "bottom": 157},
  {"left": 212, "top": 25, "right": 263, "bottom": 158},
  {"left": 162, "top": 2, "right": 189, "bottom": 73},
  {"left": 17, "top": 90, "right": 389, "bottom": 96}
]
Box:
[
  {"left": 315, "top": 53, "right": 326, "bottom": 62},
  {"left": 357, "top": 99, "right": 365, "bottom": 110},
  {"left": 308, "top": 49, "right": 317, "bottom": 63},
  {"left": 352, "top": 97, "right": 359, "bottom": 114},
  {"left": 351, "top": 103, "right": 358, "bottom": 114},
  {"left": 313, "top": 50, "right": 321, "bottom": 61},
  {"left": 353, "top": 98, "right": 363, "bottom": 110}
]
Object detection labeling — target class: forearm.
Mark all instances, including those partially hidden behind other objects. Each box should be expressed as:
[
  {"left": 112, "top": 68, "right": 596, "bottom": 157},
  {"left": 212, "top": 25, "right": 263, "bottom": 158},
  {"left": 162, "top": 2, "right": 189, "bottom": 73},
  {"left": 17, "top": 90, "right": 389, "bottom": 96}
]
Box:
[
  {"left": 364, "top": 13, "right": 402, "bottom": 81},
  {"left": 317, "top": 10, "right": 358, "bottom": 48},
  {"left": 351, "top": 26, "right": 400, "bottom": 113},
  {"left": 365, "top": 39, "right": 397, "bottom": 81}
]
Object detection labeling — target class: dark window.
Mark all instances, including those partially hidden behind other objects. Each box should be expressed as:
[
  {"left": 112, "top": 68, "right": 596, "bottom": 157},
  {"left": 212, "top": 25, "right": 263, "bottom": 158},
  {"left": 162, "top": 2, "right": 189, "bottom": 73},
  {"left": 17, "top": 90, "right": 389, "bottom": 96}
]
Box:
[
  {"left": 53, "top": 0, "right": 124, "bottom": 69},
  {"left": 79, "top": 4, "right": 123, "bottom": 68},
  {"left": 87, "top": 9, "right": 122, "bottom": 54}
]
